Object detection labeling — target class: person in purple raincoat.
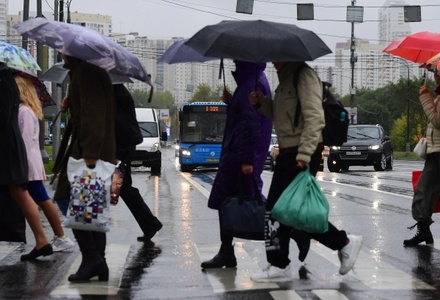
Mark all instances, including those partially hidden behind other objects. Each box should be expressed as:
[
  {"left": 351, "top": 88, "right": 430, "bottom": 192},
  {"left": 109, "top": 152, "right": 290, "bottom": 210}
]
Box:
[{"left": 201, "top": 60, "right": 273, "bottom": 269}]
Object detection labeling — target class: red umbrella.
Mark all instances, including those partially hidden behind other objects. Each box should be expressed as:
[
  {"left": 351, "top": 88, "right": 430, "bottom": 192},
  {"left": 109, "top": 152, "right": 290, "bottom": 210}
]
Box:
[{"left": 382, "top": 31, "right": 440, "bottom": 63}]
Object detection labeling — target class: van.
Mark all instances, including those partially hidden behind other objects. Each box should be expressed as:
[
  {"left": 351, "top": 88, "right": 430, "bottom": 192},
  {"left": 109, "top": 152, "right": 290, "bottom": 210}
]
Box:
[{"left": 131, "top": 108, "right": 167, "bottom": 174}]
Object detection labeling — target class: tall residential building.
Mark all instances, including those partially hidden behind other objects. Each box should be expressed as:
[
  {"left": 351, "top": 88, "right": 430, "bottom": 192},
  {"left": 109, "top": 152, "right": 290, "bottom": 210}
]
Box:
[
  {"left": 378, "top": 0, "right": 411, "bottom": 45},
  {"left": 0, "top": 0, "right": 7, "bottom": 39}
]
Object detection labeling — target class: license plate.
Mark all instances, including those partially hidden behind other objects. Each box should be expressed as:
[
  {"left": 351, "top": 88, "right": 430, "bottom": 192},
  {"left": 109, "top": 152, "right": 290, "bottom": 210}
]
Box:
[
  {"left": 205, "top": 158, "right": 219, "bottom": 162},
  {"left": 346, "top": 151, "right": 361, "bottom": 156}
]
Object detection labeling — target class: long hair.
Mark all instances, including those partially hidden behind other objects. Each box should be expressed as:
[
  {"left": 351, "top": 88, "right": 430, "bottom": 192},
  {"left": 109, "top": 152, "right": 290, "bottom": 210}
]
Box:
[{"left": 15, "top": 75, "right": 43, "bottom": 120}]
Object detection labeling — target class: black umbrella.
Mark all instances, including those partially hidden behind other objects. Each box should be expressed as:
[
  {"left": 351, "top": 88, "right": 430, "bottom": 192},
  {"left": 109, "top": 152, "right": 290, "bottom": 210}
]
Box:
[{"left": 185, "top": 20, "right": 332, "bottom": 63}]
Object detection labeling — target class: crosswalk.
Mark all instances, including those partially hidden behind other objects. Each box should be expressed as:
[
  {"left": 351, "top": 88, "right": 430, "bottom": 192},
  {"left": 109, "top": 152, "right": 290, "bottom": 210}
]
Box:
[{"left": 1, "top": 239, "right": 440, "bottom": 299}]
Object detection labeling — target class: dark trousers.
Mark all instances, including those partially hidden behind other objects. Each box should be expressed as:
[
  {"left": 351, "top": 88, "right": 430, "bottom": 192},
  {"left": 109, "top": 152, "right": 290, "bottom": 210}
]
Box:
[
  {"left": 412, "top": 152, "right": 440, "bottom": 223},
  {"left": 72, "top": 229, "right": 106, "bottom": 260},
  {"left": 266, "top": 144, "right": 347, "bottom": 268},
  {"left": 120, "top": 163, "right": 162, "bottom": 235},
  {"left": 218, "top": 211, "right": 233, "bottom": 246}
]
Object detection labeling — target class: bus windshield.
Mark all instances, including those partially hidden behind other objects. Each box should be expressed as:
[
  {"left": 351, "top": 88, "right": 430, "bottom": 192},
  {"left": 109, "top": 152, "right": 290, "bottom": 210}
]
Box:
[{"left": 181, "top": 110, "right": 226, "bottom": 143}]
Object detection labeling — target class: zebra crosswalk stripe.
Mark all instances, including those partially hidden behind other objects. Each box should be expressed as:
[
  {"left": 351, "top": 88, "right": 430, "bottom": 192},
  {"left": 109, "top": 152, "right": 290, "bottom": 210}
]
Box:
[
  {"left": 0, "top": 243, "right": 20, "bottom": 261},
  {"left": 310, "top": 241, "right": 434, "bottom": 290},
  {"left": 196, "top": 242, "right": 278, "bottom": 293},
  {"left": 50, "top": 243, "right": 130, "bottom": 297}
]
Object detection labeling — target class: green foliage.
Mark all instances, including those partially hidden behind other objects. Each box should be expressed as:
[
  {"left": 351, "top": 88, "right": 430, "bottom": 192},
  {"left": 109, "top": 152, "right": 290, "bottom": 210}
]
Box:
[{"left": 337, "top": 76, "right": 433, "bottom": 151}]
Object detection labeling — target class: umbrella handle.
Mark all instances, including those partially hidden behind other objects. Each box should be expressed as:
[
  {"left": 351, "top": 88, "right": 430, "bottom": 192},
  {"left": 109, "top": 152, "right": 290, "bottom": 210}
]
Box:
[{"left": 147, "top": 85, "right": 154, "bottom": 103}]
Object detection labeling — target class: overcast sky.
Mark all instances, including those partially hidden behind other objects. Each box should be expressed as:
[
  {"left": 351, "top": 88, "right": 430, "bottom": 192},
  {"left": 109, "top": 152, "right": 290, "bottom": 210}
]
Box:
[{"left": 9, "top": 0, "right": 440, "bottom": 64}]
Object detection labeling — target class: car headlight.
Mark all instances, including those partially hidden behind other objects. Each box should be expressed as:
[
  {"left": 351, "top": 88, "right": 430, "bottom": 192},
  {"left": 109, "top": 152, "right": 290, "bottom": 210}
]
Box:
[
  {"left": 181, "top": 149, "right": 191, "bottom": 156},
  {"left": 368, "top": 145, "right": 381, "bottom": 150},
  {"left": 331, "top": 146, "right": 340, "bottom": 150},
  {"left": 151, "top": 142, "right": 160, "bottom": 152}
]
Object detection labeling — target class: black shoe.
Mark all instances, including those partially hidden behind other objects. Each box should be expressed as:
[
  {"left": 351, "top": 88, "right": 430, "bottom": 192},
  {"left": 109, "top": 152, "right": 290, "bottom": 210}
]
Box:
[
  {"left": 201, "top": 253, "right": 237, "bottom": 269},
  {"left": 404, "top": 222, "right": 434, "bottom": 247},
  {"left": 291, "top": 228, "right": 311, "bottom": 262},
  {"left": 68, "top": 259, "right": 109, "bottom": 282},
  {"left": 137, "top": 222, "right": 163, "bottom": 242},
  {"left": 21, "top": 244, "right": 53, "bottom": 261}
]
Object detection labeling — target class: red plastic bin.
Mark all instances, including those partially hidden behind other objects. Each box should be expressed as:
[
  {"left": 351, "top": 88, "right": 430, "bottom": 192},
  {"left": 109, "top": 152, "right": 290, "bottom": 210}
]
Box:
[{"left": 412, "top": 170, "right": 440, "bottom": 213}]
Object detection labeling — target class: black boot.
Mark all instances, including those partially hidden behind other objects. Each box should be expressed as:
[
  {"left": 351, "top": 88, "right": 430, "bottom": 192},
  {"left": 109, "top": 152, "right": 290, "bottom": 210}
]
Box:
[
  {"left": 68, "top": 230, "right": 109, "bottom": 282},
  {"left": 403, "top": 222, "right": 434, "bottom": 247},
  {"left": 291, "top": 228, "right": 311, "bottom": 262},
  {"left": 201, "top": 244, "right": 237, "bottom": 269},
  {"left": 68, "top": 254, "right": 109, "bottom": 282}
]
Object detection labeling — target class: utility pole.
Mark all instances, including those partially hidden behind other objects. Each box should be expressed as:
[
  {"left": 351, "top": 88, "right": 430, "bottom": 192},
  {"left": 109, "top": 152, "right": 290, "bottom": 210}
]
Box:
[
  {"left": 21, "top": 0, "right": 29, "bottom": 49},
  {"left": 51, "top": 0, "right": 62, "bottom": 158},
  {"left": 349, "top": 0, "right": 356, "bottom": 125}
]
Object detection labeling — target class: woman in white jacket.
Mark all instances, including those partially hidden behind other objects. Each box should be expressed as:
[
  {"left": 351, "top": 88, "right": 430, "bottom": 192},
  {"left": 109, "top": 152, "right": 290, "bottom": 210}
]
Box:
[{"left": 404, "top": 72, "right": 440, "bottom": 246}]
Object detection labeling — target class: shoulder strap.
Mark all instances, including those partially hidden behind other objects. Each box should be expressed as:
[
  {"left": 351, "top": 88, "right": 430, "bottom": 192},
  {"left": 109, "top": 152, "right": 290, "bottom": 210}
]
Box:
[{"left": 293, "top": 63, "right": 309, "bottom": 127}]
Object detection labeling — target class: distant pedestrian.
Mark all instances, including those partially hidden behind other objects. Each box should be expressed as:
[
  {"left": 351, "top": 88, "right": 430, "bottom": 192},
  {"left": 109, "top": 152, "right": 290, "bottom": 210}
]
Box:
[
  {"left": 201, "top": 60, "right": 272, "bottom": 269},
  {"left": 15, "top": 74, "right": 75, "bottom": 253},
  {"left": 113, "top": 84, "right": 163, "bottom": 243},
  {"left": 0, "top": 63, "right": 53, "bottom": 260},
  {"left": 249, "top": 61, "right": 362, "bottom": 282},
  {"left": 404, "top": 72, "right": 440, "bottom": 246}
]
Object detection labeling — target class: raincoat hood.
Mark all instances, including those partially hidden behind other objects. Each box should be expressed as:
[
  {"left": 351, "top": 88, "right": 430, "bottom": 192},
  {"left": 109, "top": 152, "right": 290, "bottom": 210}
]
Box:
[{"left": 232, "top": 60, "right": 266, "bottom": 85}]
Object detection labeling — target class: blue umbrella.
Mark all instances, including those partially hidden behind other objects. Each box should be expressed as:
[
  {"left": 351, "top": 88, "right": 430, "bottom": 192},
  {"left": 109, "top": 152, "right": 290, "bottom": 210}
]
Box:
[{"left": 158, "top": 39, "right": 217, "bottom": 64}]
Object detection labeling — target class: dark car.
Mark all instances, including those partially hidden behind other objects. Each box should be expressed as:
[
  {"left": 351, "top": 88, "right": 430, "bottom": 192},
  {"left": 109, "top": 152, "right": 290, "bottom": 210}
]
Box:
[
  {"left": 270, "top": 143, "right": 324, "bottom": 172},
  {"left": 327, "top": 124, "right": 393, "bottom": 172}
]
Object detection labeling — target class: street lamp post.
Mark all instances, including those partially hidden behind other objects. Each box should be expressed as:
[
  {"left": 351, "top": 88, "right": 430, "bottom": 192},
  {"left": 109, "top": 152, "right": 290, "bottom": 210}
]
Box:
[{"left": 346, "top": 1, "right": 364, "bottom": 125}]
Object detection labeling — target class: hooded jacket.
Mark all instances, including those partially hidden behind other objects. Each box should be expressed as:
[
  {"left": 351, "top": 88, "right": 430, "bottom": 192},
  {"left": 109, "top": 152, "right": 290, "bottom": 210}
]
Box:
[
  {"left": 208, "top": 61, "right": 272, "bottom": 210},
  {"left": 258, "top": 62, "right": 324, "bottom": 164},
  {"left": 419, "top": 91, "right": 440, "bottom": 154}
]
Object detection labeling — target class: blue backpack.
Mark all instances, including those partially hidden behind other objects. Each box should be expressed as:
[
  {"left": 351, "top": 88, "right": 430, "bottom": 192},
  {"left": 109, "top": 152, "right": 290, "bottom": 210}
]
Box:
[{"left": 293, "top": 63, "right": 349, "bottom": 146}]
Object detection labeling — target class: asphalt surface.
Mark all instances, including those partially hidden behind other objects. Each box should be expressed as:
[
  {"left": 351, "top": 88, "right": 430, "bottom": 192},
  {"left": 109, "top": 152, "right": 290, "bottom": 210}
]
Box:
[{"left": 1, "top": 149, "right": 440, "bottom": 299}]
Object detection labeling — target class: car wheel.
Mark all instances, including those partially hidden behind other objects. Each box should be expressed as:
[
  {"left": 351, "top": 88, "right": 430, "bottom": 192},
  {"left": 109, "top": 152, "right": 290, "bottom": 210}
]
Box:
[
  {"left": 341, "top": 164, "right": 349, "bottom": 171},
  {"left": 327, "top": 157, "right": 340, "bottom": 173},
  {"left": 386, "top": 153, "right": 393, "bottom": 170},
  {"left": 374, "top": 153, "right": 387, "bottom": 171},
  {"left": 151, "top": 163, "right": 161, "bottom": 175},
  {"left": 180, "top": 165, "right": 192, "bottom": 172}
]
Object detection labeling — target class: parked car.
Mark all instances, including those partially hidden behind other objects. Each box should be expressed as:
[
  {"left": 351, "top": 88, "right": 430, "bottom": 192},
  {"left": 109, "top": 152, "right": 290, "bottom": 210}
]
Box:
[
  {"left": 269, "top": 143, "right": 324, "bottom": 172},
  {"left": 327, "top": 124, "right": 393, "bottom": 172}
]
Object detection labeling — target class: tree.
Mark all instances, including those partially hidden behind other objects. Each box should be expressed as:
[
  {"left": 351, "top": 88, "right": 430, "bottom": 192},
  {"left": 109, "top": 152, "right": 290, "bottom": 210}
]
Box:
[{"left": 190, "top": 84, "right": 216, "bottom": 103}]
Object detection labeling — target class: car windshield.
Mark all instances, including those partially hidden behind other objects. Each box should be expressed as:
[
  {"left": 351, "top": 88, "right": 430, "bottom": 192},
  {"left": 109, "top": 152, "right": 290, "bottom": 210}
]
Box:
[{"left": 347, "top": 127, "right": 380, "bottom": 139}]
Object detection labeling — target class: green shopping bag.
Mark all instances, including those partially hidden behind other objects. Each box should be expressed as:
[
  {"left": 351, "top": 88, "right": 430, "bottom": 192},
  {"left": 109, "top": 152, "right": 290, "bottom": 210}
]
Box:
[{"left": 271, "top": 168, "right": 329, "bottom": 233}]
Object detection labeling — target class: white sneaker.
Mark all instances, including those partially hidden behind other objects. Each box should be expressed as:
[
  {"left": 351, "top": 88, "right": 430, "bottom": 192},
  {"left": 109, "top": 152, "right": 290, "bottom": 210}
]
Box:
[
  {"left": 338, "top": 234, "right": 363, "bottom": 275},
  {"left": 51, "top": 236, "right": 75, "bottom": 252},
  {"left": 250, "top": 264, "right": 292, "bottom": 282}
]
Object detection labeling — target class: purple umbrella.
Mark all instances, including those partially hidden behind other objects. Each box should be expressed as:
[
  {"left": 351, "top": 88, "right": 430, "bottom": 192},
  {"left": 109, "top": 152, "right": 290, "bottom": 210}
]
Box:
[
  {"left": 14, "top": 17, "right": 151, "bottom": 84},
  {"left": 158, "top": 39, "right": 217, "bottom": 64}
]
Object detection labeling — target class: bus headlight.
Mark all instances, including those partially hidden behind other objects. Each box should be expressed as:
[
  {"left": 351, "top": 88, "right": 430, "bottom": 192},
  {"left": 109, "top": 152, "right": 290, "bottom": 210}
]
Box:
[{"left": 181, "top": 149, "right": 191, "bottom": 156}]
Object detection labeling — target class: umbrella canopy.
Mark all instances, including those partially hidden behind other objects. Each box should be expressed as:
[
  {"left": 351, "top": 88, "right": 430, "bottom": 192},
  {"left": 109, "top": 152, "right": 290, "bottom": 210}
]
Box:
[
  {"left": 40, "top": 62, "right": 134, "bottom": 85},
  {"left": 185, "top": 20, "right": 332, "bottom": 63},
  {"left": 13, "top": 18, "right": 151, "bottom": 84},
  {"left": 0, "top": 41, "right": 41, "bottom": 75},
  {"left": 382, "top": 31, "right": 440, "bottom": 63},
  {"left": 158, "top": 39, "right": 217, "bottom": 64}
]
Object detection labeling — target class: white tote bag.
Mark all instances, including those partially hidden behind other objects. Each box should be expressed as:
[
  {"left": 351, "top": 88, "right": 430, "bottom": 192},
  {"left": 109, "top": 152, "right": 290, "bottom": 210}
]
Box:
[
  {"left": 64, "top": 157, "right": 115, "bottom": 232},
  {"left": 414, "top": 137, "right": 427, "bottom": 159}
]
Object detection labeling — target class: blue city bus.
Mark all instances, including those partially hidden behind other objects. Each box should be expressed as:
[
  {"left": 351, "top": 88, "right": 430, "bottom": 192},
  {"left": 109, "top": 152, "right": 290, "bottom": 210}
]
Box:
[{"left": 177, "top": 102, "right": 227, "bottom": 172}]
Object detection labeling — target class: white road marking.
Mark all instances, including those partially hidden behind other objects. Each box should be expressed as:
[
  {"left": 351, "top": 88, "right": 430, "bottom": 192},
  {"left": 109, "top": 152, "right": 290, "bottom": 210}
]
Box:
[
  {"left": 0, "top": 243, "right": 20, "bottom": 261},
  {"left": 50, "top": 243, "right": 130, "bottom": 297},
  {"left": 310, "top": 242, "right": 434, "bottom": 290},
  {"left": 313, "top": 289, "right": 350, "bottom": 300},
  {"left": 270, "top": 290, "right": 303, "bottom": 299},
  {"left": 197, "top": 242, "right": 277, "bottom": 293}
]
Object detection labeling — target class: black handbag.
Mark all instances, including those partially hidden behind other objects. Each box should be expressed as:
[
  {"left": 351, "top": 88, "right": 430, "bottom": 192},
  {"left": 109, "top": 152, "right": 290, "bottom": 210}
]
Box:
[
  {"left": 219, "top": 178, "right": 265, "bottom": 240},
  {"left": 0, "top": 189, "right": 26, "bottom": 243}
]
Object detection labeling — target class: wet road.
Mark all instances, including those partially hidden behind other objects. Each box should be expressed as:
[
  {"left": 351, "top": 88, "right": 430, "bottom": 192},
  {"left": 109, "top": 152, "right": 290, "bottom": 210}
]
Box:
[{"left": 1, "top": 149, "right": 440, "bottom": 299}]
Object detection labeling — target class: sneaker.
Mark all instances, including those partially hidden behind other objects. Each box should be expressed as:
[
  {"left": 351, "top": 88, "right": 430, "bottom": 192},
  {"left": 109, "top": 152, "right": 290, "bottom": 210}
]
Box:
[
  {"left": 51, "top": 236, "right": 75, "bottom": 252},
  {"left": 250, "top": 264, "right": 292, "bottom": 283},
  {"left": 338, "top": 234, "right": 363, "bottom": 275}
]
